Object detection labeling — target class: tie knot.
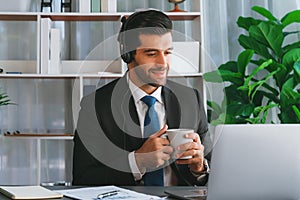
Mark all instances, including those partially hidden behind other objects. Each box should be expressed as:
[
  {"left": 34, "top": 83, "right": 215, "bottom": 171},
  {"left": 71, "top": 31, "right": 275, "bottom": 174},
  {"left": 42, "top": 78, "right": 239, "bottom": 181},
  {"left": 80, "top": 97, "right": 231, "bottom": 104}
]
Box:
[{"left": 141, "top": 96, "right": 157, "bottom": 107}]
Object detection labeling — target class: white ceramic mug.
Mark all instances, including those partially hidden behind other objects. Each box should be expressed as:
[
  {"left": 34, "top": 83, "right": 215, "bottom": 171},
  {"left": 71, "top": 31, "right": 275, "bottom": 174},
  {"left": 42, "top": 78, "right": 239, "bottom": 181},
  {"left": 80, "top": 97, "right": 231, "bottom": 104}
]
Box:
[{"left": 166, "top": 129, "right": 194, "bottom": 159}]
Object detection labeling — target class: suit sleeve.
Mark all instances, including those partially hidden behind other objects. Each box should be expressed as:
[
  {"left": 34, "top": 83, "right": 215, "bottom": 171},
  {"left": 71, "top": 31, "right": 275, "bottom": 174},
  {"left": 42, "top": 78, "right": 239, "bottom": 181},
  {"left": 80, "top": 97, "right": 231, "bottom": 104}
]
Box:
[
  {"left": 176, "top": 88, "right": 211, "bottom": 186},
  {"left": 72, "top": 93, "right": 137, "bottom": 186}
]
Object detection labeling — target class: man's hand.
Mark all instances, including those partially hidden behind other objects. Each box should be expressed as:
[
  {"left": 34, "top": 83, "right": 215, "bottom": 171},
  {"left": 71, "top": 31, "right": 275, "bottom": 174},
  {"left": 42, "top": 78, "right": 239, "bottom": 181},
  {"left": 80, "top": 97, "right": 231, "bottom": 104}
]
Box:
[
  {"left": 135, "top": 125, "right": 173, "bottom": 172},
  {"left": 175, "top": 132, "right": 206, "bottom": 173}
]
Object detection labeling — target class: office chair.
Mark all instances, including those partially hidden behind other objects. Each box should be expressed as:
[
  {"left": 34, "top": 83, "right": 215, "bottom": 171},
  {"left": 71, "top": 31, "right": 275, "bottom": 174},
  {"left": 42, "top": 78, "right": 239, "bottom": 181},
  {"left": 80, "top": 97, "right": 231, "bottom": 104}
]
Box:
[
  {"left": 41, "top": 0, "right": 53, "bottom": 12},
  {"left": 61, "top": 0, "right": 72, "bottom": 12}
]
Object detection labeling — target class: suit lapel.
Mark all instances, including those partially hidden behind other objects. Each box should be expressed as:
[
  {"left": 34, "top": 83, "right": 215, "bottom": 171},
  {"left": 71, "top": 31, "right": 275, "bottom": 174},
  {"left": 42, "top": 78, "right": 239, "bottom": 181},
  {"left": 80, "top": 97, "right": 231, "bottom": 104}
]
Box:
[
  {"left": 162, "top": 84, "right": 181, "bottom": 129},
  {"left": 163, "top": 81, "right": 193, "bottom": 186},
  {"left": 110, "top": 76, "right": 143, "bottom": 150}
]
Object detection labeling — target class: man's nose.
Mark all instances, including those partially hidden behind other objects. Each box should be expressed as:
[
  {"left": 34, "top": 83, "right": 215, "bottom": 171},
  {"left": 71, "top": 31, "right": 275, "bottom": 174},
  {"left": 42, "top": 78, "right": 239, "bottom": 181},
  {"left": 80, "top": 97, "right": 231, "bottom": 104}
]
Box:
[{"left": 156, "top": 52, "right": 168, "bottom": 66}]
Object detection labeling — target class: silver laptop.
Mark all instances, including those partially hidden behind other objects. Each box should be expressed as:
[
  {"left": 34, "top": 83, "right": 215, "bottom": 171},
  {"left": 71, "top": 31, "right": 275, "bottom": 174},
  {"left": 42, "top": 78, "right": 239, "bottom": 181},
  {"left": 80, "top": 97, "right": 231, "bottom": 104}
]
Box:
[{"left": 207, "top": 124, "right": 300, "bottom": 200}]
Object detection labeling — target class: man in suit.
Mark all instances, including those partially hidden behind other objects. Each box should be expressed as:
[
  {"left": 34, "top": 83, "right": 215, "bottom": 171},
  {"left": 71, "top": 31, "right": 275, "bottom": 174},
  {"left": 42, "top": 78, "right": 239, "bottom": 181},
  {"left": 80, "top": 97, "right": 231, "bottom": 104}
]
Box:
[{"left": 73, "top": 9, "right": 210, "bottom": 186}]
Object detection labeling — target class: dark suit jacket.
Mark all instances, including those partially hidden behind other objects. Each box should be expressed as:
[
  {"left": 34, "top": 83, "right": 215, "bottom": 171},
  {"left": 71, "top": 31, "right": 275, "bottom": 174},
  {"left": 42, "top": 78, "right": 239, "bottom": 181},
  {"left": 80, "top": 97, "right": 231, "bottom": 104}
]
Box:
[{"left": 72, "top": 75, "right": 209, "bottom": 186}]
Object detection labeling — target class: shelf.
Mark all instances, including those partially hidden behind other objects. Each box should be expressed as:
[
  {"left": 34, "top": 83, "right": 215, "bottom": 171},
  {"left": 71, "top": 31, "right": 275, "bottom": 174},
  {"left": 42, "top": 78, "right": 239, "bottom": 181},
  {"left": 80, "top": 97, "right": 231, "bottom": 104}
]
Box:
[
  {"left": 41, "top": 13, "right": 122, "bottom": 21},
  {"left": 0, "top": 12, "right": 200, "bottom": 21},
  {"left": 0, "top": 73, "right": 123, "bottom": 78},
  {"left": 3, "top": 133, "right": 74, "bottom": 140},
  {"left": 165, "top": 12, "right": 201, "bottom": 20},
  {"left": 0, "top": 73, "right": 203, "bottom": 79},
  {"left": 43, "top": 12, "right": 201, "bottom": 21},
  {"left": 0, "top": 12, "right": 38, "bottom": 21}
]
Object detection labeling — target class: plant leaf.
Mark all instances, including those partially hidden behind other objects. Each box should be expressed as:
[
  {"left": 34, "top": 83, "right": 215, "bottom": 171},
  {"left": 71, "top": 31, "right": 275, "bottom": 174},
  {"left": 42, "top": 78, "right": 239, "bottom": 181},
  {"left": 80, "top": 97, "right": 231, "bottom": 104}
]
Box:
[
  {"left": 227, "top": 103, "right": 255, "bottom": 117},
  {"left": 219, "top": 61, "right": 238, "bottom": 72},
  {"left": 207, "top": 100, "right": 223, "bottom": 115},
  {"left": 259, "top": 90, "right": 280, "bottom": 103},
  {"left": 237, "top": 49, "right": 254, "bottom": 76},
  {"left": 244, "top": 59, "right": 273, "bottom": 86},
  {"left": 283, "top": 40, "right": 300, "bottom": 53},
  {"left": 292, "top": 105, "right": 300, "bottom": 121},
  {"left": 218, "top": 70, "right": 243, "bottom": 85},
  {"left": 0, "top": 92, "right": 14, "bottom": 106},
  {"left": 252, "top": 6, "right": 279, "bottom": 23},
  {"left": 249, "top": 22, "right": 284, "bottom": 57},
  {"left": 246, "top": 118, "right": 260, "bottom": 124},
  {"left": 282, "top": 48, "right": 300, "bottom": 74},
  {"left": 293, "top": 60, "right": 300, "bottom": 77},
  {"left": 281, "top": 77, "right": 300, "bottom": 107},
  {"left": 281, "top": 10, "right": 300, "bottom": 27},
  {"left": 283, "top": 30, "right": 300, "bottom": 38},
  {"left": 253, "top": 103, "right": 278, "bottom": 123},
  {"left": 203, "top": 70, "right": 223, "bottom": 83},
  {"left": 210, "top": 113, "right": 226, "bottom": 126},
  {"left": 237, "top": 16, "right": 262, "bottom": 31},
  {"left": 238, "top": 34, "right": 273, "bottom": 59},
  {"left": 250, "top": 67, "right": 280, "bottom": 101},
  {"left": 224, "top": 85, "right": 247, "bottom": 104}
]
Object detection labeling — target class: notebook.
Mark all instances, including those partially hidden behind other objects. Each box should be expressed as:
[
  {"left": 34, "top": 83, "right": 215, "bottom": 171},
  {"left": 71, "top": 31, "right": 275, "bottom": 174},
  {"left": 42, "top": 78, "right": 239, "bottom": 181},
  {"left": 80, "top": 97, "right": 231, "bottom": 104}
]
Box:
[
  {"left": 207, "top": 124, "right": 300, "bottom": 200},
  {"left": 164, "top": 187, "right": 207, "bottom": 200},
  {"left": 0, "top": 186, "right": 63, "bottom": 199}
]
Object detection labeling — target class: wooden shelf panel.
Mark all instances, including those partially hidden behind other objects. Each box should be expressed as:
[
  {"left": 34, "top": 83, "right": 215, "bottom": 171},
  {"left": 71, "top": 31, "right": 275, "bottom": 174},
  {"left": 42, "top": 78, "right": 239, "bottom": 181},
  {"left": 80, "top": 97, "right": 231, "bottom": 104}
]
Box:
[
  {"left": 0, "top": 13, "right": 37, "bottom": 21},
  {"left": 0, "top": 73, "right": 203, "bottom": 78},
  {"left": 165, "top": 12, "right": 201, "bottom": 20},
  {"left": 0, "top": 73, "right": 123, "bottom": 78},
  {"left": 0, "top": 12, "right": 200, "bottom": 21},
  {"left": 41, "top": 13, "right": 122, "bottom": 21},
  {"left": 3, "top": 133, "right": 74, "bottom": 140}
]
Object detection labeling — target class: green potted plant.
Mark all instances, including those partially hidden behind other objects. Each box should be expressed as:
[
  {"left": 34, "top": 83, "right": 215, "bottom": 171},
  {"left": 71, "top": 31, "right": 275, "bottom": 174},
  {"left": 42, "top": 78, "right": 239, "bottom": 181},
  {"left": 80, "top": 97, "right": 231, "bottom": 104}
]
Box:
[
  {"left": 0, "top": 89, "right": 14, "bottom": 107},
  {"left": 204, "top": 6, "right": 300, "bottom": 125}
]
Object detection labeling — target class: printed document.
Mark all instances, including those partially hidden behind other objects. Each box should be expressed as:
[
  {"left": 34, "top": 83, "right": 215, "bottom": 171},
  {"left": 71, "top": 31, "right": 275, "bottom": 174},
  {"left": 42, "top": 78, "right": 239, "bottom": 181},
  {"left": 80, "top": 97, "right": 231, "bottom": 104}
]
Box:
[{"left": 55, "top": 185, "right": 161, "bottom": 200}]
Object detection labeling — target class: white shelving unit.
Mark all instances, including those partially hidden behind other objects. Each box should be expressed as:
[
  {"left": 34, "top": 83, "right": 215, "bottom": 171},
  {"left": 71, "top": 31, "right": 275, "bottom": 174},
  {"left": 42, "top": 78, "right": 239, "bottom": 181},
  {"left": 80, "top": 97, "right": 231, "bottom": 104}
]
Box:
[
  {"left": 0, "top": 12, "right": 201, "bottom": 71},
  {"left": 0, "top": 0, "right": 204, "bottom": 184},
  {"left": 2, "top": 134, "right": 73, "bottom": 185},
  {"left": 0, "top": 8, "right": 204, "bottom": 92}
]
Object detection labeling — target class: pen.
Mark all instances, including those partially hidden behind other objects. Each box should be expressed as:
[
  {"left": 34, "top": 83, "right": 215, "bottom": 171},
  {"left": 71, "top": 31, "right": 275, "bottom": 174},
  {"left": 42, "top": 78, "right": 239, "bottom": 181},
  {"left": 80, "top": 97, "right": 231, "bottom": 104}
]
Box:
[{"left": 97, "top": 190, "right": 120, "bottom": 199}]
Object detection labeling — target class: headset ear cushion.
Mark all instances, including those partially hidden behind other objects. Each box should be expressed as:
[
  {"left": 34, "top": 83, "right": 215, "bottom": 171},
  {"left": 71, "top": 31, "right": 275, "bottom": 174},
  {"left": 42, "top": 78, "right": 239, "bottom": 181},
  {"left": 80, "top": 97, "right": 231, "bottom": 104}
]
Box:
[
  {"left": 121, "top": 53, "right": 131, "bottom": 64},
  {"left": 120, "top": 44, "right": 133, "bottom": 64},
  {"left": 122, "top": 53, "right": 132, "bottom": 64},
  {"left": 119, "top": 30, "right": 132, "bottom": 63}
]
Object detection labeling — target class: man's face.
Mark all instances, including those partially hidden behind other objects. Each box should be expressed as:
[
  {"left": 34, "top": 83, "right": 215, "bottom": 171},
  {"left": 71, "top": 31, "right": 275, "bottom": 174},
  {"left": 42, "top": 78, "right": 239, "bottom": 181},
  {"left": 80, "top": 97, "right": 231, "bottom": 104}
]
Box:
[{"left": 128, "top": 32, "right": 173, "bottom": 93}]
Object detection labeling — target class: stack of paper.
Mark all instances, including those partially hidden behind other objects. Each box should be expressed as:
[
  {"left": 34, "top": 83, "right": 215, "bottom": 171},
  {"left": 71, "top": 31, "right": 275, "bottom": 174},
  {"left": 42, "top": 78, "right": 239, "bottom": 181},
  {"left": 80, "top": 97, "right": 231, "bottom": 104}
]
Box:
[
  {"left": 55, "top": 185, "right": 161, "bottom": 200},
  {"left": 0, "top": 186, "right": 63, "bottom": 199}
]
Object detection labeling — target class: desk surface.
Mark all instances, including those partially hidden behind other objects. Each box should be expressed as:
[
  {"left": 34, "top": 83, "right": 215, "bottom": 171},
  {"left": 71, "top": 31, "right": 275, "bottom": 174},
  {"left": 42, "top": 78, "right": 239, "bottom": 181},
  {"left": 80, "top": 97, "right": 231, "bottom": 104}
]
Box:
[{"left": 0, "top": 186, "right": 207, "bottom": 200}]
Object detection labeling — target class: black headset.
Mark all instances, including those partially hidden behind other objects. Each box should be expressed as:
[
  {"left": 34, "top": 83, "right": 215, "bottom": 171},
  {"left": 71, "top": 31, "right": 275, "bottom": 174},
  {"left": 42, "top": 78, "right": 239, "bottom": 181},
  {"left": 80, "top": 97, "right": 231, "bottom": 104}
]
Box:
[
  {"left": 118, "top": 13, "right": 141, "bottom": 64},
  {"left": 118, "top": 10, "right": 171, "bottom": 64}
]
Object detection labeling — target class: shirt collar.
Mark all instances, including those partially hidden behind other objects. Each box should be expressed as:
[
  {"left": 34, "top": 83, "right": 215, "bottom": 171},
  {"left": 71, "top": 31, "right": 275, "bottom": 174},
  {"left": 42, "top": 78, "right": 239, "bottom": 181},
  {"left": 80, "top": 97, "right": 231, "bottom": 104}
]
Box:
[{"left": 127, "top": 73, "right": 163, "bottom": 104}]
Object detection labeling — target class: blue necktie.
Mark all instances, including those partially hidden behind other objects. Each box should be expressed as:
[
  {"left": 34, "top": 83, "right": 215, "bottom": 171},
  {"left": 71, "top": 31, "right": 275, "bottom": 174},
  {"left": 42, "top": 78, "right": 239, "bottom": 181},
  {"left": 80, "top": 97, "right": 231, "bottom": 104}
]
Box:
[{"left": 141, "top": 96, "right": 164, "bottom": 186}]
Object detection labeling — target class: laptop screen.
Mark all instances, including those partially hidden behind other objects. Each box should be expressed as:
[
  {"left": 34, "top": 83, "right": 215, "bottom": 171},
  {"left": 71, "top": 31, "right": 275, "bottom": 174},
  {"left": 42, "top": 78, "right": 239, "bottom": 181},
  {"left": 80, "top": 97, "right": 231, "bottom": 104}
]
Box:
[{"left": 207, "top": 124, "right": 300, "bottom": 200}]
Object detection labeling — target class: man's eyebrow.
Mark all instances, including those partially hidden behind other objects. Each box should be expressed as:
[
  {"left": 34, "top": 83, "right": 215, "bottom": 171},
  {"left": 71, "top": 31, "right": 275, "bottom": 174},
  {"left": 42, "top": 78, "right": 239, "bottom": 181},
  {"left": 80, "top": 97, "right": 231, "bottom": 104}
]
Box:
[{"left": 142, "top": 47, "right": 174, "bottom": 52}]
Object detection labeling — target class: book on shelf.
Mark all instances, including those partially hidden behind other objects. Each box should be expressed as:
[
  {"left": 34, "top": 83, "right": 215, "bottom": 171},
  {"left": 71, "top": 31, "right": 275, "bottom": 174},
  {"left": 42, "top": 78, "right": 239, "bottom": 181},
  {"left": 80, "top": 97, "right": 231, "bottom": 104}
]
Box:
[
  {"left": 0, "top": 186, "right": 63, "bottom": 199},
  {"left": 79, "top": 0, "right": 91, "bottom": 13},
  {"left": 40, "top": 18, "right": 51, "bottom": 74},
  {"left": 91, "top": 0, "right": 101, "bottom": 12},
  {"left": 101, "top": 0, "right": 117, "bottom": 12},
  {"left": 49, "top": 28, "right": 61, "bottom": 74}
]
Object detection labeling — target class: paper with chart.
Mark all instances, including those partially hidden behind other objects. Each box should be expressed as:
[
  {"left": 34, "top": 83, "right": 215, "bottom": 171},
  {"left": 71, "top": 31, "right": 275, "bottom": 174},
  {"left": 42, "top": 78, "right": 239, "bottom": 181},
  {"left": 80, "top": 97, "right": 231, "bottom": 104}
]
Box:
[{"left": 55, "top": 185, "right": 161, "bottom": 200}]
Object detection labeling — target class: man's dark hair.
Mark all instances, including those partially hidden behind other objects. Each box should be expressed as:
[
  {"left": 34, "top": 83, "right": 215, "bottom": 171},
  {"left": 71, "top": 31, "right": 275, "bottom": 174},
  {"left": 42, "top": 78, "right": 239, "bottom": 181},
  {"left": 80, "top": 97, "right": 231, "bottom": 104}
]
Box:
[{"left": 118, "top": 10, "right": 173, "bottom": 63}]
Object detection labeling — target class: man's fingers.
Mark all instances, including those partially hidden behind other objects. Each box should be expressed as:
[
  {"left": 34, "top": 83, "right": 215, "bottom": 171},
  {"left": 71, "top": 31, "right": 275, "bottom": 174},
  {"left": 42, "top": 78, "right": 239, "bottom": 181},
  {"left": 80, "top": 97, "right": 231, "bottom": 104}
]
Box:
[
  {"left": 185, "top": 132, "right": 201, "bottom": 143},
  {"left": 177, "top": 141, "right": 201, "bottom": 151},
  {"left": 151, "top": 124, "right": 168, "bottom": 138},
  {"left": 162, "top": 145, "right": 173, "bottom": 154}
]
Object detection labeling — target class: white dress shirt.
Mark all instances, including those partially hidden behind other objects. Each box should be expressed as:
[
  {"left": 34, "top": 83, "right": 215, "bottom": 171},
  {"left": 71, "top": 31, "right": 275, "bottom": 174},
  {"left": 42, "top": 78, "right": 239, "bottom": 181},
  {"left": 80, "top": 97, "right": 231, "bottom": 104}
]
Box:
[{"left": 127, "top": 74, "right": 176, "bottom": 186}]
